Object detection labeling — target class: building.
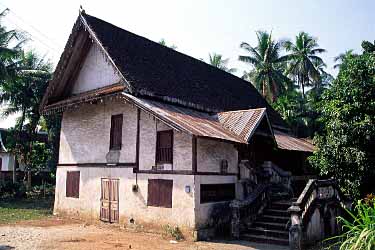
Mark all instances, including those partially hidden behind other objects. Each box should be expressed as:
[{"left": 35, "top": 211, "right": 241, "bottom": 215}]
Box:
[{"left": 40, "top": 11, "right": 342, "bottom": 245}]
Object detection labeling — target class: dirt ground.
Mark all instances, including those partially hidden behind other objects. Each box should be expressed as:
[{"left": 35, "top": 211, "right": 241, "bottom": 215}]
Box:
[{"left": 0, "top": 217, "right": 289, "bottom": 250}]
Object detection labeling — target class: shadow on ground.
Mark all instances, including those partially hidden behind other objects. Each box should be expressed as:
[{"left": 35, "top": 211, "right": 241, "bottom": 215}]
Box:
[
  {"left": 205, "top": 239, "right": 289, "bottom": 250},
  {"left": 0, "top": 197, "right": 53, "bottom": 211}
]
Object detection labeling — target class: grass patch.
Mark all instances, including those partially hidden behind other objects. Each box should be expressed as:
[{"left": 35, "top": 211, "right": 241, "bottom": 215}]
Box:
[{"left": 0, "top": 197, "right": 53, "bottom": 224}]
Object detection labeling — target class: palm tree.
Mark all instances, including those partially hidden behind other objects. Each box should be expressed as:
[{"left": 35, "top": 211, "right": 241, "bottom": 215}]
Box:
[
  {"left": 208, "top": 53, "right": 236, "bottom": 73},
  {"left": 0, "top": 51, "right": 52, "bottom": 186},
  {"left": 239, "top": 31, "right": 289, "bottom": 102},
  {"left": 283, "top": 32, "right": 326, "bottom": 98},
  {"left": 0, "top": 9, "right": 26, "bottom": 83},
  {"left": 361, "top": 40, "right": 375, "bottom": 53},
  {"left": 158, "top": 38, "right": 177, "bottom": 50},
  {"left": 333, "top": 50, "right": 356, "bottom": 69}
]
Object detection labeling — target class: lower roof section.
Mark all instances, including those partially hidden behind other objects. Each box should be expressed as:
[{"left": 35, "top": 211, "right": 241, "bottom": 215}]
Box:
[{"left": 274, "top": 130, "right": 315, "bottom": 152}]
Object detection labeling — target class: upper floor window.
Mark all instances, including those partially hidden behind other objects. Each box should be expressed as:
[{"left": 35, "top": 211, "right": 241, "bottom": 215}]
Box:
[
  {"left": 156, "top": 130, "right": 173, "bottom": 164},
  {"left": 110, "top": 114, "right": 123, "bottom": 150}
]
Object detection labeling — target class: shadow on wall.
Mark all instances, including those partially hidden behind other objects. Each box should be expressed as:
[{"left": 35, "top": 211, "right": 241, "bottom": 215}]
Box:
[
  {"left": 0, "top": 246, "right": 15, "bottom": 250},
  {"left": 133, "top": 185, "right": 147, "bottom": 206}
]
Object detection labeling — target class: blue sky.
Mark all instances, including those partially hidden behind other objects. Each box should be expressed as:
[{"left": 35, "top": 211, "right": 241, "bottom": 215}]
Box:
[{"left": 0, "top": 0, "right": 374, "bottom": 127}]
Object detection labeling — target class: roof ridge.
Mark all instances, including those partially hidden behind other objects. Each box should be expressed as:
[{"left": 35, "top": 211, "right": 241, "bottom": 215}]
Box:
[
  {"left": 81, "top": 12, "right": 258, "bottom": 88},
  {"left": 219, "top": 107, "right": 267, "bottom": 114}
]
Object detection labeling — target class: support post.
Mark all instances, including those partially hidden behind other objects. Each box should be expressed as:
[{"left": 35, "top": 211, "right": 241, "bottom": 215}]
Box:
[{"left": 231, "top": 205, "right": 240, "bottom": 239}]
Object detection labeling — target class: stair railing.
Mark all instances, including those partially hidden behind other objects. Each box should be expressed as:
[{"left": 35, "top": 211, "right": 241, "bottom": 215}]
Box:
[
  {"left": 287, "top": 179, "right": 349, "bottom": 250},
  {"left": 230, "top": 183, "right": 270, "bottom": 238},
  {"left": 262, "top": 161, "right": 292, "bottom": 191}
]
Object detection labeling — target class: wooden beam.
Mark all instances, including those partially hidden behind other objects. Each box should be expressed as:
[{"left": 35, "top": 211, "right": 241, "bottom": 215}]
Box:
[
  {"left": 135, "top": 108, "right": 140, "bottom": 171},
  {"left": 192, "top": 136, "right": 197, "bottom": 174}
]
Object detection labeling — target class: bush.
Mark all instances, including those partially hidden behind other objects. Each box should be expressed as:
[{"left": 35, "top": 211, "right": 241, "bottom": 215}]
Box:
[
  {"left": 327, "top": 199, "right": 375, "bottom": 250},
  {"left": 162, "top": 224, "right": 184, "bottom": 240},
  {"left": 0, "top": 180, "right": 26, "bottom": 198}
]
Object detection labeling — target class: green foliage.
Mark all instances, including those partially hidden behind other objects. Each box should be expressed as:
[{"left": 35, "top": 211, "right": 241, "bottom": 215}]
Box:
[
  {"left": 158, "top": 38, "right": 177, "bottom": 50},
  {"left": 326, "top": 200, "right": 375, "bottom": 250},
  {"left": 309, "top": 52, "right": 375, "bottom": 197},
  {"left": 208, "top": 53, "right": 236, "bottom": 73},
  {"left": 162, "top": 224, "right": 184, "bottom": 240},
  {"left": 239, "top": 30, "right": 290, "bottom": 102},
  {"left": 0, "top": 197, "right": 53, "bottom": 224},
  {"left": 283, "top": 31, "right": 326, "bottom": 97}
]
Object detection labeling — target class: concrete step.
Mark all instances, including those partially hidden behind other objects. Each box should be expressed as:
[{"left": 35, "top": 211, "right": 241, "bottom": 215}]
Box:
[
  {"left": 240, "top": 233, "right": 289, "bottom": 246},
  {"left": 259, "top": 215, "right": 289, "bottom": 224},
  {"left": 263, "top": 209, "right": 289, "bottom": 217},
  {"left": 246, "top": 227, "right": 289, "bottom": 239},
  {"left": 253, "top": 221, "right": 288, "bottom": 231},
  {"left": 269, "top": 201, "right": 292, "bottom": 210}
]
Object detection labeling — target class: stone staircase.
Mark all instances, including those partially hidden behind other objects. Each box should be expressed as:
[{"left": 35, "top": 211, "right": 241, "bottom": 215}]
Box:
[{"left": 240, "top": 199, "right": 293, "bottom": 246}]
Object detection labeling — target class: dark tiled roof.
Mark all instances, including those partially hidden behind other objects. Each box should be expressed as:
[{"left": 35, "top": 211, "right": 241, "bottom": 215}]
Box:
[{"left": 81, "top": 13, "right": 286, "bottom": 128}]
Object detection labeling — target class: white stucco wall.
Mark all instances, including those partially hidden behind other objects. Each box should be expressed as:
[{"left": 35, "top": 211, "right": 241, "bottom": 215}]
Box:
[
  {"left": 197, "top": 138, "right": 238, "bottom": 173},
  {"left": 54, "top": 167, "right": 196, "bottom": 228},
  {"left": 59, "top": 99, "right": 137, "bottom": 164},
  {"left": 0, "top": 152, "right": 15, "bottom": 171},
  {"left": 71, "top": 43, "right": 121, "bottom": 94},
  {"left": 57, "top": 98, "right": 241, "bottom": 231},
  {"left": 194, "top": 175, "right": 239, "bottom": 228}
]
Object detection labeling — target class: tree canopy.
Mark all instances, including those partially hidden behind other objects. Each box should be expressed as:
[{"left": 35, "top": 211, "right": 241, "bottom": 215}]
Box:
[{"left": 309, "top": 50, "right": 375, "bottom": 197}]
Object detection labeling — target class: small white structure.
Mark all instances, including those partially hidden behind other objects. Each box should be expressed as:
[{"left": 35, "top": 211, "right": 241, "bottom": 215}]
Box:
[
  {"left": 0, "top": 129, "right": 16, "bottom": 182},
  {"left": 40, "top": 11, "right": 314, "bottom": 239}
]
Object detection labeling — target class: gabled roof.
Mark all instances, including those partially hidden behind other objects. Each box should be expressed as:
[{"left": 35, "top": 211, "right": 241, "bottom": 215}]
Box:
[
  {"left": 122, "top": 93, "right": 272, "bottom": 144},
  {"left": 42, "top": 11, "right": 287, "bottom": 129},
  {"left": 218, "top": 108, "right": 270, "bottom": 142}
]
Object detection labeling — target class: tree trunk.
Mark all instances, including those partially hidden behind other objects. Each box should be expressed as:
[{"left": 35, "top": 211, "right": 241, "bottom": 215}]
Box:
[{"left": 14, "top": 106, "right": 26, "bottom": 184}]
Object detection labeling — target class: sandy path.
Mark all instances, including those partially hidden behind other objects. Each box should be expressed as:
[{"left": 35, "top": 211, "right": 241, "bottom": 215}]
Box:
[{"left": 0, "top": 218, "right": 288, "bottom": 250}]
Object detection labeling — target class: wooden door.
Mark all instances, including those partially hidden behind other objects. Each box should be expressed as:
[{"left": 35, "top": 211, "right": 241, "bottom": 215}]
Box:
[{"left": 100, "top": 178, "right": 119, "bottom": 223}]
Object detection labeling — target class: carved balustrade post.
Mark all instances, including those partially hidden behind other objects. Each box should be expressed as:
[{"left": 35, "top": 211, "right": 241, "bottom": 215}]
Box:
[
  {"left": 288, "top": 206, "right": 302, "bottom": 250},
  {"left": 231, "top": 204, "right": 240, "bottom": 239}
]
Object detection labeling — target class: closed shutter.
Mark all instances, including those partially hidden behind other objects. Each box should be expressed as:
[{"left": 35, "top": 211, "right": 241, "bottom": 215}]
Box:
[
  {"left": 66, "top": 171, "right": 80, "bottom": 198},
  {"left": 147, "top": 179, "right": 173, "bottom": 208},
  {"left": 159, "top": 179, "right": 173, "bottom": 208},
  {"left": 156, "top": 130, "right": 173, "bottom": 164},
  {"left": 110, "top": 114, "right": 123, "bottom": 150},
  {"left": 147, "top": 179, "right": 158, "bottom": 207}
]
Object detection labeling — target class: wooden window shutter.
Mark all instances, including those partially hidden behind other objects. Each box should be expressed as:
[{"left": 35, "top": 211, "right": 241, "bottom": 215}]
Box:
[
  {"left": 159, "top": 179, "right": 173, "bottom": 208},
  {"left": 147, "top": 179, "right": 158, "bottom": 207},
  {"left": 110, "top": 114, "right": 123, "bottom": 150},
  {"left": 156, "top": 130, "right": 173, "bottom": 164},
  {"left": 66, "top": 171, "right": 80, "bottom": 198},
  {"left": 147, "top": 179, "right": 173, "bottom": 208}
]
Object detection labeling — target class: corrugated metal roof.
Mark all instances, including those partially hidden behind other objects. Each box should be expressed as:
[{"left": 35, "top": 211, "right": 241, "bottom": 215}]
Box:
[
  {"left": 122, "top": 93, "right": 268, "bottom": 144},
  {"left": 274, "top": 130, "right": 315, "bottom": 152},
  {"left": 218, "top": 109, "right": 266, "bottom": 142}
]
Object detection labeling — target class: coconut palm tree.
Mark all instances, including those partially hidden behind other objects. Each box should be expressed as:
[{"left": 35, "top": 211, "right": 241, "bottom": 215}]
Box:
[
  {"left": 0, "top": 9, "right": 26, "bottom": 83},
  {"left": 0, "top": 51, "right": 52, "bottom": 186},
  {"left": 208, "top": 53, "right": 236, "bottom": 73},
  {"left": 362, "top": 40, "right": 375, "bottom": 53},
  {"left": 333, "top": 50, "right": 356, "bottom": 69},
  {"left": 283, "top": 32, "right": 326, "bottom": 98},
  {"left": 239, "top": 31, "right": 289, "bottom": 102},
  {"left": 158, "top": 38, "right": 177, "bottom": 50}
]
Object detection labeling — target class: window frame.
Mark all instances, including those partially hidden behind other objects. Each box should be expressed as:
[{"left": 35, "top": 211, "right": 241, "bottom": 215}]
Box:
[
  {"left": 155, "top": 130, "right": 173, "bottom": 165},
  {"left": 109, "top": 114, "right": 123, "bottom": 150},
  {"left": 200, "top": 183, "right": 235, "bottom": 204},
  {"left": 66, "top": 171, "right": 80, "bottom": 198}
]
